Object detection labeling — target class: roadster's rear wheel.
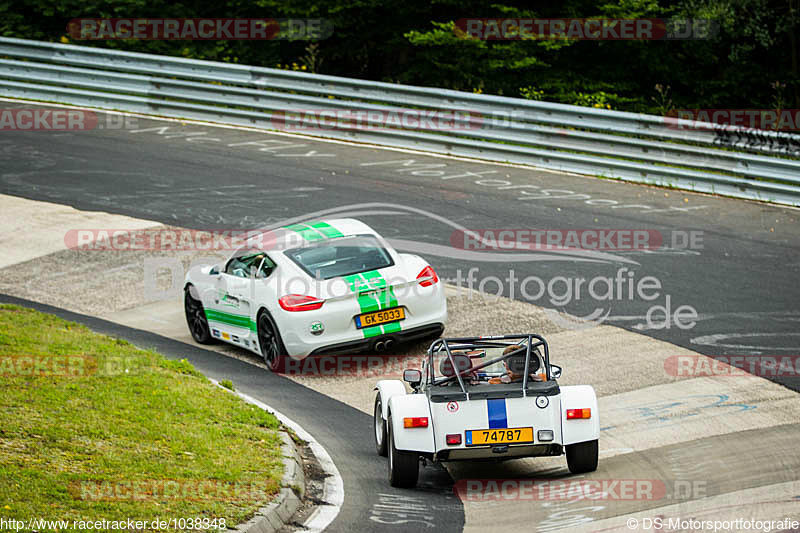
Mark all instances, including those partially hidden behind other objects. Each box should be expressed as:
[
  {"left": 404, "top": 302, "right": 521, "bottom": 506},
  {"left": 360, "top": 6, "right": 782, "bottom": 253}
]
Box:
[
  {"left": 566, "top": 439, "right": 599, "bottom": 474},
  {"left": 184, "top": 286, "right": 213, "bottom": 344},
  {"left": 388, "top": 414, "right": 419, "bottom": 488},
  {"left": 257, "top": 311, "right": 285, "bottom": 372},
  {"left": 374, "top": 394, "right": 387, "bottom": 456}
]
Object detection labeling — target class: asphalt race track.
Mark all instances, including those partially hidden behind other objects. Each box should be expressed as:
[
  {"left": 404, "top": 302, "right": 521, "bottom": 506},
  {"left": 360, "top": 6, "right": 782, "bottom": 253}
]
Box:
[
  {"left": 2, "top": 107, "right": 800, "bottom": 532},
  {"left": 1, "top": 110, "right": 798, "bottom": 381}
]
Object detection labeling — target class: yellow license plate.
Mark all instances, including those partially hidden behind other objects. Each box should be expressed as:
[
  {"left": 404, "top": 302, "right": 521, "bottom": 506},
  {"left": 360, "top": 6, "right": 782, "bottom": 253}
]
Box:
[
  {"left": 355, "top": 307, "right": 405, "bottom": 329},
  {"left": 466, "top": 427, "right": 534, "bottom": 446}
]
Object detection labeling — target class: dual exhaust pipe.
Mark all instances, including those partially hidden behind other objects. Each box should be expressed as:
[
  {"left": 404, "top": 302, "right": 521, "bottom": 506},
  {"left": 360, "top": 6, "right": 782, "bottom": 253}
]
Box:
[{"left": 374, "top": 338, "right": 396, "bottom": 352}]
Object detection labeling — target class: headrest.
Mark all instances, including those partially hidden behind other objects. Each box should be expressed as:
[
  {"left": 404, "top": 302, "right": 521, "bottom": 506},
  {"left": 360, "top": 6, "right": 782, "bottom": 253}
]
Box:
[
  {"left": 505, "top": 346, "right": 540, "bottom": 374},
  {"left": 440, "top": 353, "right": 473, "bottom": 377}
]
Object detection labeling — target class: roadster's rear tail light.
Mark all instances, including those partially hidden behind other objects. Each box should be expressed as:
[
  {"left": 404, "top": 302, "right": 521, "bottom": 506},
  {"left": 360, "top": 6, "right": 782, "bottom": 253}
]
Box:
[
  {"left": 566, "top": 408, "right": 592, "bottom": 419},
  {"left": 446, "top": 434, "right": 462, "bottom": 445},
  {"left": 403, "top": 417, "right": 429, "bottom": 428},
  {"left": 416, "top": 266, "right": 439, "bottom": 287},
  {"left": 279, "top": 294, "right": 324, "bottom": 312}
]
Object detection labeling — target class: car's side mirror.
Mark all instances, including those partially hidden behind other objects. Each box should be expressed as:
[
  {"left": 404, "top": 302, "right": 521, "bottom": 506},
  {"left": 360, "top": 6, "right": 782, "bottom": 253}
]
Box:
[
  {"left": 403, "top": 369, "right": 422, "bottom": 387},
  {"left": 550, "top": 365, "right": 562, "bottom": 379},
  {"left": 209, "top": 265, "right": 220, "bottom": 276}
]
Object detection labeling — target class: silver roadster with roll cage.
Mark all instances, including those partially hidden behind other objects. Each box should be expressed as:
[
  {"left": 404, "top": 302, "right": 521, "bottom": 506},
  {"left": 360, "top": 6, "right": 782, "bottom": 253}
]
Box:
[{"left": 373, "top": 334, "right": 600, "bottom": 487}]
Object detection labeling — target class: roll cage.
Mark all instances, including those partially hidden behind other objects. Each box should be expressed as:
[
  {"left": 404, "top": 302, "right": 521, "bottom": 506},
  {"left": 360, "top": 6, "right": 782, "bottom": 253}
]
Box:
[{"left": 424, "top": 334, "right": 554, "bottom": 399}]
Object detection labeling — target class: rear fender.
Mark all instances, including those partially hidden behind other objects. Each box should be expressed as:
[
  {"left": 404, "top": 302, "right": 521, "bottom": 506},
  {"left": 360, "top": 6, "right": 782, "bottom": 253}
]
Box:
[
  {"left": 387, "top": 393, "right": 435, "bottom": 453},
  {"left": 374, "top": 379, "right": 407, "bottom": 421},
  {"left": 560, "top": 385, "right": 600, "bottom": 445}
]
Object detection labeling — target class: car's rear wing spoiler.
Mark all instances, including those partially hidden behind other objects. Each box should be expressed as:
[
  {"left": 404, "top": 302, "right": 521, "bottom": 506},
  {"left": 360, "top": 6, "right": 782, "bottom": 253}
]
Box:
[{"left": 426, "top": 334, "right": 552, "bottom": 400}]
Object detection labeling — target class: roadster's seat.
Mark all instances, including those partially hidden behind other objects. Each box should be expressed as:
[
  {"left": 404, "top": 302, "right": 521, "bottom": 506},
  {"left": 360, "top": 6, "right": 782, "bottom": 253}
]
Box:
[{"left": 439, "top": 353, "right": 474, "bottom": 380}]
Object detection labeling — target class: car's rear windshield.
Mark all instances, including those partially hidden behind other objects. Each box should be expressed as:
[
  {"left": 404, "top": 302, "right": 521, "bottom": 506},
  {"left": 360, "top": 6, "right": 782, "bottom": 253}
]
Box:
[{"left": 284, "top": 234, "right": 394, "bottom": 279}]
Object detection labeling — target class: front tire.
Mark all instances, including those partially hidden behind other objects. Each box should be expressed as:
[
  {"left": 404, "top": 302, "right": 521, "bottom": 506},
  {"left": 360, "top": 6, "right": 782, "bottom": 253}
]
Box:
[
  {"left": 566, "top": 439, "right": 599, "bottom": 474},
  {"left": 387, "top": 414, "right": 419, "bottom": 488},
  {"left": 257, "top": 310, "right": 285, "bottom": 372},
  {"left": 184, "top": 286, "right": 213, "bottom": 344},
  {"left": 374, "top": 394, "right": 387, "bottom": 456}
]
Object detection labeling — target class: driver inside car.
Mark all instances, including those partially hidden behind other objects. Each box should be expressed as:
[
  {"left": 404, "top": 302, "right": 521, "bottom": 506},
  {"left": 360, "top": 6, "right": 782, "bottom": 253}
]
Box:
[{"left": 488, "top": 344, "right": 546, "bottom": 384}]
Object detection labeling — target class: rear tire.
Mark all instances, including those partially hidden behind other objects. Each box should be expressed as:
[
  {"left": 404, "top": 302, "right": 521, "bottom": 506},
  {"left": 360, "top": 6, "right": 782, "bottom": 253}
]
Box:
[
  {"left": 566, "top": 439, "right": 599, "bottom": 474},
  {"left": 374, "top": 394, "right": 387, "bottom": 456},
  {"left": 387, "top": 414, "right": 419, "bottom": 488},
  {"left": 184, "top": 286, "right": 213, "bottom": 345}
]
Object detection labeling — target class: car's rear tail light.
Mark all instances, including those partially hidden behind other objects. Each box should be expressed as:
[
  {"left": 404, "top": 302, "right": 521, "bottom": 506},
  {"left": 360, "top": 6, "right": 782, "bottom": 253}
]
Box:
[
  {"left": 567, "top": 408, "right": 592, "bottom": 419},
  {"left": 446, "top": 434, "right": 462, "bottom": 445},
  {"left": 403, "top": 417, "right": 429, "bottom": 428},
  {"left": 279, "top": 294, "right": 324, "bottom": 312},
  {"left": 416, "top": 266, "right": 439, "bottom": 287}
]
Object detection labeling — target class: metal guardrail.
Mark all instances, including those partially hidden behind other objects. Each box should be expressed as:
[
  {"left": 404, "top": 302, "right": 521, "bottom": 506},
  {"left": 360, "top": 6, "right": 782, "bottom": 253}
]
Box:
[{"left": 1, "top": 37, "right": 799, "bottom": 206}]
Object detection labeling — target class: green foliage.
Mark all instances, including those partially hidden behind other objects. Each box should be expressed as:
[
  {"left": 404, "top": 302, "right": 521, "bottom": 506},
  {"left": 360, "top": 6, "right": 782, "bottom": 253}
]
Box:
[
  {"left": 520, "top": 86, "right": 545, "bottom": 100},
  {"left": 651, "top": 83, "right": 674, "bottom": 115},
  {"left": 0, "top": 0, "right": 797, "bottom": 112}
]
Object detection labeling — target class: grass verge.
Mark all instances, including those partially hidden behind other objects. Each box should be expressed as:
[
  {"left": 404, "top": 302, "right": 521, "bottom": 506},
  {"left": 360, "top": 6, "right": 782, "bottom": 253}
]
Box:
[{"left": 0, "top": 304, "right": 283, "bottom": 532}]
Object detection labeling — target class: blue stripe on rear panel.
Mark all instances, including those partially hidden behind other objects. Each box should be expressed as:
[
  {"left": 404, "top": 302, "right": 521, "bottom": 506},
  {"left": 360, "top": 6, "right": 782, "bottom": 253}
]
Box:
[{"left": 487, "top": 399, "right": 508, "bottom": 429}]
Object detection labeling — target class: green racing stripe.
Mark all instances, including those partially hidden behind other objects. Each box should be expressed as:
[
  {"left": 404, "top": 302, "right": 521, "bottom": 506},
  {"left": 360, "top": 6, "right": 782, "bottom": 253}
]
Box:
[
  {"left": 308, "top": 221, "right": 344, "bottom": 239},
  {"left": 343, "top": 270, "right": 402, "bottom": 339},
  {"left": 283, "top": 223, "right": 324, "bottom": 242},
  {"left": 283, "top": 221, "right": 344, "bottom": 242},
  {"left": 204, "top": 309, "right": 257, "bottom": 332}
]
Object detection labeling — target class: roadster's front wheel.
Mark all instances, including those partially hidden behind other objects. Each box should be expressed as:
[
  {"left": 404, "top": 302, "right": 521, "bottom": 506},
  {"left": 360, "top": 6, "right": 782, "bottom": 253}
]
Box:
[
  {"left": 257, "top": 311, "right": 285, "bottom": 372},
  {"left": 184, "top": 286, "right": 213, "bottom": 344}
]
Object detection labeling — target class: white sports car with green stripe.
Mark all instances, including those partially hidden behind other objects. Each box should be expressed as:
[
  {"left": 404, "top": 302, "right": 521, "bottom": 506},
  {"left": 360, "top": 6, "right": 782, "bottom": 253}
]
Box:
[{"left": 183, "top": 218, "right": 446, "bottom": 369}]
